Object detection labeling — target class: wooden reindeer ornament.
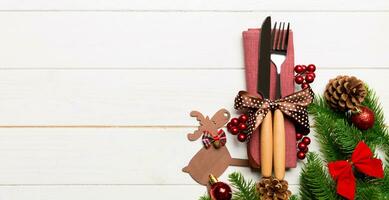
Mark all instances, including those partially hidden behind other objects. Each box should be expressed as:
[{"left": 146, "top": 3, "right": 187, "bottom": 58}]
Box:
[{"left": 183, "top": 109, "right": 249, "bottom": 185}]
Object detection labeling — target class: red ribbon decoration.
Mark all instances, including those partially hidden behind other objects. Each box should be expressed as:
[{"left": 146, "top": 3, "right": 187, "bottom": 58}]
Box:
[{"left": 328, "top": 141, "right": 384, "bottom": 200}]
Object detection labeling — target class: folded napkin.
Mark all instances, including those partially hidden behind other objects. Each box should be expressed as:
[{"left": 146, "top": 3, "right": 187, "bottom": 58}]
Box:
[{"left": 242, "top": 28, "right": 297, "bottom": 168}]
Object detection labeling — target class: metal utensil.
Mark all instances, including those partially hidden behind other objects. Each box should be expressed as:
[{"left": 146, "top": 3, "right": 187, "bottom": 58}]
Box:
[
  {"left": 271, "top": 21, "right": 290, "bottom": 180},
  {"left": 258, "top": 16, "right": 273, "bottom": 178}
]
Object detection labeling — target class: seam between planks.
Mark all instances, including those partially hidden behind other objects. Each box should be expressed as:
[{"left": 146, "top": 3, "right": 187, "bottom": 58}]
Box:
[{"left": 0, "top": 10, "right": 387, "bottom": 13}]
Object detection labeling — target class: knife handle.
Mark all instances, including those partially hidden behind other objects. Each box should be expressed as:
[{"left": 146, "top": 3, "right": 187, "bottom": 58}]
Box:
[
  {"left": 273, "top": 109, "right": 285, "bottom": 180},
  {"left": 260, "top": 112, "right": 273, "bottom": 177}
]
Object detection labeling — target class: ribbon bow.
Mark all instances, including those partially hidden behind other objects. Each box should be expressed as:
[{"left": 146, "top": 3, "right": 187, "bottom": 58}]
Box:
[
  {"left": 234, "top": 87, "right": 314, "bottom": 139},
  {"left": 328, "top": 141, "right": 384, "bottom": 200},
  {"left": 202, "top": 129, "right": 226, "bottom": 149}
]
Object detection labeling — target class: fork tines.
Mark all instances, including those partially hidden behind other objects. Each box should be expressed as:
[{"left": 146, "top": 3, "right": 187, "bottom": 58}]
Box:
[{"left": 271, "top": 22, "right": 290, "bottom": 54}]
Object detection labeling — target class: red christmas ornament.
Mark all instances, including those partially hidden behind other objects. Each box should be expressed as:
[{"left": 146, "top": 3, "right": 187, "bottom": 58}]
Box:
[
  {"left": 301, "top": 83, "right": 309, "bottom": 89},
  {"left": 297, "top": 151, "right": 306, "bottom": 160},
  {"left": 307, "top": 72, "right": 316, "bottom": 78},
  {"left": 296, "top": 133, "right": 303, "bottom": 140},
  {"left": 230, "top": 127, "right": 239, "bottom": 135},
  {"left": 301, "top": 65, "right": 307, "bottom": 72},
  {"left": 307, "top": 64, "right": 316, "bottom": 72},
  {"left": 302, "top": 137, "right": 311, "bottom": 145},
  {"left": 238, "top": 123, "right": 247, "bottom": 130},
  {"left": 238, "top": 114, "right": 248, "bottom": 123},
  {"left": 298, "top": 142, "right": 307, "bottom": 151},
  {"left": 294, "top": 65, "right": 305, "bottom": 74},
  {"left": 295, "top": 75, "right": 304, "bottom": 84},
  {"left": 237, "top": 133, "right": 247, "bottom": 142},
  {"left": 209, "top": 174, "right": 232, "bottom": 200},
  {"left": 230, "top": 118, "right": 239, "bottom": 126},
  {"left": 351, "top": 106, "right": 375, "bottom": 130},
  {"left": 302, "top": 147, "right": 309, "bottom": 153},
  {"left": 305, "top": 74, "right": 315, "bottom": 83},
  {"left": 226, "top": 122, "right": 234, "bottom": 131}
]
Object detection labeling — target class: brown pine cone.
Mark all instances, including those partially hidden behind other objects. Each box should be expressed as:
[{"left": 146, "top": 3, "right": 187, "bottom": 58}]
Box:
[
  {"left": 324, "top": 75, "right": 367, "bottom": 111},
  {"left": 256, "top": 177, "right": 292, "bottom": 200}
]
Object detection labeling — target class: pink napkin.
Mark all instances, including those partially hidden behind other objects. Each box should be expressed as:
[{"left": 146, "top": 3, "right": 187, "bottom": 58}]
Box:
[{"left": 242, "top": 29, "right": 297, "bottom": 168}]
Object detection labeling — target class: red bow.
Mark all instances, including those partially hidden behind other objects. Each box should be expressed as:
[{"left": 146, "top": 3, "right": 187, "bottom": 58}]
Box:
[{"left": 328, "top": 142, "right": 384, "bottom": 200}]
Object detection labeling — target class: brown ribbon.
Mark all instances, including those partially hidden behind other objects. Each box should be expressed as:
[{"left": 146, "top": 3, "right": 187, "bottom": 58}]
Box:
[{"left": 234, "top": 87, "right": 314, "bottom": 140}]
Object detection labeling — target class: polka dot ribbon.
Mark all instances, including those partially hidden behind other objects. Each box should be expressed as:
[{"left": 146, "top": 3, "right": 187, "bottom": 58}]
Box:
[{"left": 234, "top": 87, "right": 314, "bottom": 140}]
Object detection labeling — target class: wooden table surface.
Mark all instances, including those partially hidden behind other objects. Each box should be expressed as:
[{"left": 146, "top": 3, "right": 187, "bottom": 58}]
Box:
[{"left": 0, "top": 0, "right": 387, "bottom": 199}]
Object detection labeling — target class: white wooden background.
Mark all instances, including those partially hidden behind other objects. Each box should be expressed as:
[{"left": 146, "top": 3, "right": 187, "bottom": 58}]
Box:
[{"left": 0, "top": 1, "right": 388, "bottom": 199}]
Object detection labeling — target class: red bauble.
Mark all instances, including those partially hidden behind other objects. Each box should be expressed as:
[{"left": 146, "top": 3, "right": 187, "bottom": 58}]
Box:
[
  {"left": 209, "top": 175, "right": 232, "bottom": 200},
  {"left": 302, "top": 147, "right": 309, "bottom": 153},
  {"left": 307, "top": 64, "right": 316, "bottom": 72},
  {"left": 305, "top": 74, "right": 315, "bottom": 83},
  {"left": 238, "top": 123, "right": 247, "bottom": 130},
  {"left": 351, "top": 106, "right": 375, "bottom": 130},
  {"left": 294, "top": 65, "right": 305, "bottom": 74},
  {"left": 298, "top": 142, "right": 307, "bottom": 151},
  {"left": 296, "top": 133, "right": 303, "bottom": 140},
  {"left": 297, "top": 151, "right": 306, "bottom": 160},
  {"left": 301, "top": 65, "right": 307, "bottom": 72},
  {"left": 295, "top": 75, "right": 304, "bottom": 84},
  {"left": 237, "top": 133, "right": 247, "bottom": 142},
  {"left": 226, "top": 122, "right": 234, "bottom": 131},
  {"left": 230, "top": 127, "right": 239, "bottom": 135},
  {"left": 301, "top": 83, "right": 309, "bottom": 89},
  {"left": 238, "top": 114, "right": 248, "bottom": 123},
  {"left": 302, "top": 137, "right": 311, "bottom": 145},
  {"left": 230, "top": 118, "right": 239, "bottom": 126},
  {"left": 307, "top": 72, "right": 316, "bottom": 78}
]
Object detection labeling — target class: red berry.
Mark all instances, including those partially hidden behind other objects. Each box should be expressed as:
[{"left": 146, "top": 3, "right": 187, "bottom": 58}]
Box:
[
  {"left": 307, "top": 64, "right": 316, "bottom": 72},
  {"left": 230, "top": 127, "right": 239, "bottom": 135},
  {"left": 239, "top": 114, "right": 248, "bottom": 123},
  {"left": 302, "top": 137, "right": 311, "bottom": 145},
  {"left": 230, "top": 118, "right": 239, "bottom": 126},
  {"left": 307, "top": 72, "right": 316, "bottom": 78},
  {"left": 301, "top": 83, "right": 309, "bottom": 89},
  {"left": 295, "top": 75, "right": 304, "bottom": 84},
  {"left": 237, "top": 133, "right": 247, "bottom": 142},
  {"left": 298, "top": 142, "right": 307, "bottom": 151},
  {"left": 296, "top": 133, "right": 303, "bottom": 140},
  {"left": 297, "top": 151, "right": 306, "bottom": 159},
  {"left": 305, "top": 74, "right": 315, "bottom": 83},
  {"left": 294, "top": 65, "right": 305, "bottom": 74},
  {"left": 301, "top": 65, "right": 307, "bottom": 72},
  {"left": 302, "top": 147, "right": 309, "bottom": 153},
  {"left": 227, "top": 122, "right": 234, "bottom": 131},
  {"left": 238, "top": 123, "right": 247, "bottom": 130}
]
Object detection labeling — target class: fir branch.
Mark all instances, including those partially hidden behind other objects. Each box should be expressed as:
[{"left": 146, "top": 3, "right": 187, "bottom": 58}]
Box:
[
  {"left": 228, "top": 172, "right": 259, "bottom": 200},
  {"left": 198, "top": 194, "right": 211, "bottom": 200},
  {"left": 299, "top": 153, "right": 339, "bottom": 200}
]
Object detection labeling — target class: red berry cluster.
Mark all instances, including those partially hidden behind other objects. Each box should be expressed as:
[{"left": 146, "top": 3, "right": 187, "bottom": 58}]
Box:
[
  {"left": 294, "top": 64, "right": 316, "bottom": 89},
  {"left": 227, "top": 114, "right": 249, "bottom": 142},
  {"left": 296, "top": 129, "right": 311, "bottom": 160}
]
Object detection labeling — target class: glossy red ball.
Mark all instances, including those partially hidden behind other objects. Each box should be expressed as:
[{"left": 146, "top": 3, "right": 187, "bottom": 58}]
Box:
[
  {"left": 230, "top": 127, "right": 239, "bottom": 135},
  {"left": 305, "top": 74, "right": 315, "bottom": 83},
  {"left": 296, "top": 133, "right": 303, "bottom": 140},
  {"left": 238, "top": 123, "right": 247, "bottom": 130},
  {"left": 307, "top": 64, "right": 316, "bottom": 72},
  {"left": 237, "top": 133, "right": 247, "bottom": 142},
  {"left": 302, "top": 137, "right": 311, "bottom": 145},
  {"left": 302, "top": 147, "right": 309, "bottom": 153},
  {"left": 227, "top": 122, "right": 234, "bottom": 131},
  {"left": 301, "top": 83, "right": 309, "bottom": 89},
  {"left": 297, "top": 151, "right": 306, "bottom": 160},
  {"left": 307, "top": 72, "right": 316, "bottom": 78},
  {"left": 295, "top": 75, "right": 304, "bottom": 84},
  {"left": 351, "top": 106, "right": 375, "bottom": 130},
  {"left": 210, "top": 182, "right": 232, "bottom": 200},
  {"left": 239, "top": 114, "right": 248, "bottom": 123},
  {"left": 230, "top": 118, "right": 239, "bottom": 126},
  {"left": 298, "top": 142, "right": 307, "bottom": 151},
  {"left": 294, "top": 65, "right": 305, "bottom": 74}
]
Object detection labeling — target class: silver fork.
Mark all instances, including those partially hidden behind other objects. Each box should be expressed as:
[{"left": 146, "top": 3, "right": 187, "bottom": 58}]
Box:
[
  {"left": 270, "top": 21, "right": 289, "bottom": 180},
  {"left": 271, "top": 22, "right": 290, "bottom": 99}
]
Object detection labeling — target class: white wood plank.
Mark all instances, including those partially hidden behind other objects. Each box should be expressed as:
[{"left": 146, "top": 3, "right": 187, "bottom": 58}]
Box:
[
  {"left": 0, "top": 69, "right": 386, "bottom": 125},
  {"left": 0, "top": 12, "right": 388, "bottom": 68},
  {"left": 0, "top": 0, "right": 387, "bottom": 11},
  {"left": 0, "top": 128, "right": 312, "bottom": 185},
  {"left": 0, "top": 185, "right": 300, "bottom": 199}
]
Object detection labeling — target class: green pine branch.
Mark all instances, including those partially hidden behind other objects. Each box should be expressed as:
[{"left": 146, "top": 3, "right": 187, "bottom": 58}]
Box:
[{"left": 228, "top": 172, "right": 259, "bottom": 200}]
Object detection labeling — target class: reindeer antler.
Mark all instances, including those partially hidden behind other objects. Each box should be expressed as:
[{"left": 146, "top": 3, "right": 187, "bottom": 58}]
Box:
[{"left": 187, "top": 111, "right": 206, "bottom": 141}]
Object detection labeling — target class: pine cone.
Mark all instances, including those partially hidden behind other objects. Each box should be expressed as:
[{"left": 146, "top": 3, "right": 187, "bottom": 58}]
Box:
[
  {"left": 256, "top": 177, "right": 291, "bottom": 200},
  {"left": 324, "top": 75, "right": 367, "bottom": 111}
]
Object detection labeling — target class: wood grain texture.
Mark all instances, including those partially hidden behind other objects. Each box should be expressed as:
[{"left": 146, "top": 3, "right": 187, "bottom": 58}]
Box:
[
  {"left": 0, "top": 13, "right": 388, "bottom": 68},
  {"left": 0, "top": 69, "right": 386, "bottom": 126},
  {"left": 0, "top": 0, "right": 387, "bottom": 11}
]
